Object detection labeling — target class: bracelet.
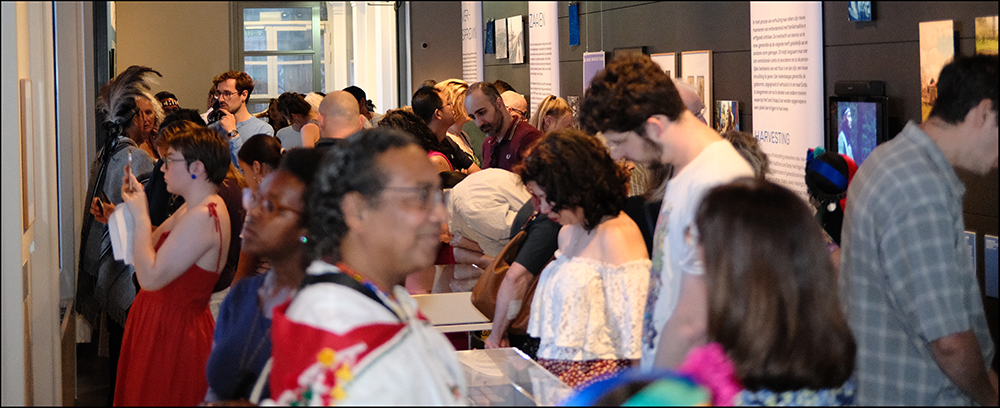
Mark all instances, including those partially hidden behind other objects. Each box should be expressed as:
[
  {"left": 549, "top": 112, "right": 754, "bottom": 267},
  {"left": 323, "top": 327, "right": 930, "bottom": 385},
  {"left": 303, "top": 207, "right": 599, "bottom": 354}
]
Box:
[{"left": 229, "top": 129, "right": 239, "bottom": 139}]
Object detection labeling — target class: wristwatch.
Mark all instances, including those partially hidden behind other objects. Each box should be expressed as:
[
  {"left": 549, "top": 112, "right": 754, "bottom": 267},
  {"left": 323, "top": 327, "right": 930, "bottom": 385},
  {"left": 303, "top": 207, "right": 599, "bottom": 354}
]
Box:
[{"left": 228, "top": 129, "right": 239, "bottom": 139}]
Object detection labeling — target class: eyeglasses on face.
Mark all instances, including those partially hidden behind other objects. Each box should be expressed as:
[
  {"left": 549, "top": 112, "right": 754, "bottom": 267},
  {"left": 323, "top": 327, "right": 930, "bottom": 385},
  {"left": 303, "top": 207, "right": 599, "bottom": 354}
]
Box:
[
  {"left": 218, "top": 90, "right": 240, "bottom": 100},
  {"left": 162, "top": 156, "right": 188, "bottom": 170},
  {"left": 382, "top": 184, "right": 445, "bottom": 211},
  {"left": 243, "top": 188, "right": 302, "bottom": 217}
]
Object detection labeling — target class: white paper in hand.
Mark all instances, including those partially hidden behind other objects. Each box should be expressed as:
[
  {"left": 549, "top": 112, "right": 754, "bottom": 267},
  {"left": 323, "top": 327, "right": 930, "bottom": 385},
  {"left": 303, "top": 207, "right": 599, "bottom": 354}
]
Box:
[{"left": 107, "top": 204, "right": 135, "bottom": 264}]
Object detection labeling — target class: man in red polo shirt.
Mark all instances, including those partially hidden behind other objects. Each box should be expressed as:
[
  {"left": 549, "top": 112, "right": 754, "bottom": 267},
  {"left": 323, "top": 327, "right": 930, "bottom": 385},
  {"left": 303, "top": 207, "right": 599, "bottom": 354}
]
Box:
[{"left": 464, "top": 82, "right": 542, "bottom": 171}]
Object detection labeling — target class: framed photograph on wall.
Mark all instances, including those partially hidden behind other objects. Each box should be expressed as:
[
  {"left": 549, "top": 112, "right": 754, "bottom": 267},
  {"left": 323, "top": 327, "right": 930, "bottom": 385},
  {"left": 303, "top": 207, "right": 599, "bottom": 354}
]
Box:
[
  {"left": 485, "top": 20, "right": 495, "bottom": 54},
  {"left": 650, "top": 52, "right": 676, "bottom": 78},
  {"left": 919, "top": 20, "right": 954, "bottom": 120},
  {"left": 848, "top": 1, "right": 872, "bottom": 22},
  {"left": 715, "top": 100, "right": 739, "bottom": 133},
  {"left": 495, "top": 17, "right": 508, "bottom": 59},
  {"left": 613, "top": 46, "right": 647, "bottom": 61},
  {"left": 681, "top": 50, "right": 713, "bottom": 124},
  {"left": 976, "top": 16, "right": 998, "bottom": 55},
  {"left": 508, "top": 15, "right": 524, "bottom": 64}
]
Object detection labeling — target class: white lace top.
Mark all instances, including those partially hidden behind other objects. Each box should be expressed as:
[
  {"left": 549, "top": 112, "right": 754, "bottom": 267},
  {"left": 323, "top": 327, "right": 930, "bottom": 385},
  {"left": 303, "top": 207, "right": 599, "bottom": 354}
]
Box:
[{"left": 527, "top": 251, "right": 651, "bottom": 361}]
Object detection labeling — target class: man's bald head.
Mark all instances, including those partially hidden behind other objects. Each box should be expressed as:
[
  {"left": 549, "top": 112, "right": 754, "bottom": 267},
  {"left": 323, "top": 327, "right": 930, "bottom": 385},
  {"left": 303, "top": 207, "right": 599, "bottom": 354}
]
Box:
[
  {"left": 318, "top": 90, "right": 364, "bottom": 139},
  {"left": 501, "top": 91, "right": 528, "bottom": 122}
]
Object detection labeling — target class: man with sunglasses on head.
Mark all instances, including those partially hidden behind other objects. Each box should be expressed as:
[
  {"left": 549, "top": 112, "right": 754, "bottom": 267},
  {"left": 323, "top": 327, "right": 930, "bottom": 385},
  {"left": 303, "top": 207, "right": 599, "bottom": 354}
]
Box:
[{"left": 209, "top": 70, "right": 273, "bottom": 170}]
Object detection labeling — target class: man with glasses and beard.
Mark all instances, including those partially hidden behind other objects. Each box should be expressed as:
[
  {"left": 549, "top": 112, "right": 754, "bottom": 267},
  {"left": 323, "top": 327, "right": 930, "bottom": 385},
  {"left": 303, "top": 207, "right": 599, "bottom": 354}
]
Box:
[{"left": 209, "top": 70, "right": 273, "bottom": 170}]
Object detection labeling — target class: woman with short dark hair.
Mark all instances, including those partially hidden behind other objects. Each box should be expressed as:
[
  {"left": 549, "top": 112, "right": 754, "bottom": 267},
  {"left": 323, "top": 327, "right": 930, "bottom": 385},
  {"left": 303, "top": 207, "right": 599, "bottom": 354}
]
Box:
[
  {"left": 114, "top": 123, "right": 233, "bottom": 406},
  {"left": 685, "top": 177, "right": 856, "bottom": 405},
  {"left": 517, "top": 128, "right": 650, "bottom": 388}
]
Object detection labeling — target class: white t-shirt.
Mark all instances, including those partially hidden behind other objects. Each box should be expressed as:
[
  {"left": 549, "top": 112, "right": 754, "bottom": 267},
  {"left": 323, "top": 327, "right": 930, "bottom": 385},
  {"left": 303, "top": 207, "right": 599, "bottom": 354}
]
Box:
[
  {"left": 640, "top": 140, "right": 753, "bottom": 369},
  {"left": 275, "top": 125, "right": 303, "bottom": 149}
]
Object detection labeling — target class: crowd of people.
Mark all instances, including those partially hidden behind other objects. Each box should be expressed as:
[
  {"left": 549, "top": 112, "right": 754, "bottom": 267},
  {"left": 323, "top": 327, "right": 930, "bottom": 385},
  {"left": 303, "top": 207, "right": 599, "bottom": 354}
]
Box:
[{"left": 75, "top": 53, "right": 997, "bottom": 406}]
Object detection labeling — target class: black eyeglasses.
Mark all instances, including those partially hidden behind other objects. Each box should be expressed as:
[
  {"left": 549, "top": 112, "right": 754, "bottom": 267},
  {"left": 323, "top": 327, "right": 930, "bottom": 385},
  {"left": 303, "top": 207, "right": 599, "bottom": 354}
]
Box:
[
  {"left": 382, "top": 184, "right": 444, "bottom": 210},
  {"left": 243, "top": 188, "right": 302, "bottom": 217}
]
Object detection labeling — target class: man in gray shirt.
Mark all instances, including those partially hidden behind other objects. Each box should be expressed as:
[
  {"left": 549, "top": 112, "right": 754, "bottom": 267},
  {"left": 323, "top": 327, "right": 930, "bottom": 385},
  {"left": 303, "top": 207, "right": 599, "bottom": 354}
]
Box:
[
  {"left": 841, "top": 54, "right": 998, "bottom": 405},
  {"left": 208, "top": 70, "right": 273, "bottom": 170}
]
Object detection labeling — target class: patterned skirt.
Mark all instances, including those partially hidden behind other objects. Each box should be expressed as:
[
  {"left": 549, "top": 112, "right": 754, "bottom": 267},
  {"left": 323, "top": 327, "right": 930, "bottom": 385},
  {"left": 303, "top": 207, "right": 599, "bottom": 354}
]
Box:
[{"left": 537, "top": 358, "right": 634, "bottom": 389}]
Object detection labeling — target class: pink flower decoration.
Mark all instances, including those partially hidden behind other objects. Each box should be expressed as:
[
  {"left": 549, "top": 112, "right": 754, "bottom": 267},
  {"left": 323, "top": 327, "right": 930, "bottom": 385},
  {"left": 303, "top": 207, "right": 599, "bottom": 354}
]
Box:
[{"left": 677, "top": 343, "right": 743, "bottom": 406}]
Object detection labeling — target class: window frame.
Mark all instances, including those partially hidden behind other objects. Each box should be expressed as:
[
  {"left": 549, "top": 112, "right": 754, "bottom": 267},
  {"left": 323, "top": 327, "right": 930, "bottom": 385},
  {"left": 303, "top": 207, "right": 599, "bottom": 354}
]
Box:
[{"left": 230, "top": 1, "right": 322, "bottom": 110}]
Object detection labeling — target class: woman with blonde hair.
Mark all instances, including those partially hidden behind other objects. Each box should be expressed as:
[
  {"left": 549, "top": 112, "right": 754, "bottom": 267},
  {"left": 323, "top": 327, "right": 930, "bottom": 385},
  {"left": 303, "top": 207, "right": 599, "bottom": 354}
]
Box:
[
  {"left": 529, "top": 95, "right": 574, "bottom": 134},
  {"left": 436, "top": 78, "right": 483, "bottom": 165}
]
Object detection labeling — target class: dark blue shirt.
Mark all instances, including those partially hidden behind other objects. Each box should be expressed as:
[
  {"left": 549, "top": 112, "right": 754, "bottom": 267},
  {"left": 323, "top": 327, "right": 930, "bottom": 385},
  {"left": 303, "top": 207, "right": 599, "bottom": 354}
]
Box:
[{"left": 205, "top": 273, "right": 274, "bottom": 402}]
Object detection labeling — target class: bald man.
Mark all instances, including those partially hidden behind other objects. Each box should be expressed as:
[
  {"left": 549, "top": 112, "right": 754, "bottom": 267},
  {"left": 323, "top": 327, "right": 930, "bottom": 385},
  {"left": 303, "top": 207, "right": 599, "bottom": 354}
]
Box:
[
  {"left": 315, "top": 90, "right": 365, "bottom": 150},
  {"left": 501, "top": 91, "right": 529, "bottom": 123}
]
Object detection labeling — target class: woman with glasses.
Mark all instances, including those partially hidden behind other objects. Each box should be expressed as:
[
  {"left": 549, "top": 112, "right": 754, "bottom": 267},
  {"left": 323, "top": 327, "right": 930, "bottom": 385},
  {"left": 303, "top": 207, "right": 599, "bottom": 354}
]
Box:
[
  {"left": 517, "top": 129, "right": 650, "bottom": 388},
  {"left": 203, "top": 148, "right": 324, "bottom": 404},
  {"left": 113, "top": 122, "right": 233, "bottom": 406}
]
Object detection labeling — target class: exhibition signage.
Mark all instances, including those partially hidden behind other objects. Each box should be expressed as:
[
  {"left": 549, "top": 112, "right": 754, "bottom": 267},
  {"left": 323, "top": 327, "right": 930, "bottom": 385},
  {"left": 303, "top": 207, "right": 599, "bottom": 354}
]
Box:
[
  {"left": 750, "top": 1, "right": 824, "bottom": 199},
  {"left": 462, "top": 1, "right": 484, "bottom": 83},
  {"left": 528, "top": 2, "right": 560, "bottom": 113},
  {"left": 582, "top": 52, "right": 605, "bottom": 92}
]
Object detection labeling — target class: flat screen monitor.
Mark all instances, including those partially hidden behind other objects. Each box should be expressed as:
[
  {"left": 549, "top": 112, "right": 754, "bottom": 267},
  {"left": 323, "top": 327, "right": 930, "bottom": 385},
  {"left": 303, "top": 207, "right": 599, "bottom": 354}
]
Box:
[{"left": 828, "top": 96, "right": 888, "bottom": 167}]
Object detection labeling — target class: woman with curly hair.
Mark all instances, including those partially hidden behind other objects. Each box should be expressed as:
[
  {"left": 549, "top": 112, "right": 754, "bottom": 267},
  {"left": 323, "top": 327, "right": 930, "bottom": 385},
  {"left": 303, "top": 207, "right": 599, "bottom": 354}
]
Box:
[{"left": 517, "top": 128, "right": 650, "bottom": 388}]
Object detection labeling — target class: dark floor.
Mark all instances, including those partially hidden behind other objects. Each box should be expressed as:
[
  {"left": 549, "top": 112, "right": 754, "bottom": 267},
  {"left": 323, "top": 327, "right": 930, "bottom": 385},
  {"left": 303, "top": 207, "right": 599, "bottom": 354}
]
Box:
[{"left": 75, "top": 340, "right": 111, "bottom": 407}]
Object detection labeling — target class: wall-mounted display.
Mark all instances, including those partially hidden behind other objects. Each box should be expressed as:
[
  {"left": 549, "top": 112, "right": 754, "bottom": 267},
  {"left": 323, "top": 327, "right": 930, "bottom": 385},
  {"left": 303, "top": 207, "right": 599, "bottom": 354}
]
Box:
[
  {"left": 485, "top": 20, "right": 495, "bottom": 54},
  {"left": 976, "top": 16, "right": 998, "bottom": 55},
  {"left": 919, "top": 20, "right": 954, "bottom": 121},
  {"left": 650, "top": 53, "right": 676, "bottom": 78},
  {"left": 848, "top": 2, "right": 872, "bottom": 22},
  {"left": 528, "top": 2, "right": 560, "bottom": 113},
  {"left": 462, "top": 1, "right": 484, "bottom": 83},
  {"left": 681, "top": 50, "right": 713, "bottom": 125},
  {"left": 828, "top": 96, "right": 888, "bottom": 167},
  {"left": 715, "top": 100, "right": 739, "bottom": 133},
  {"left": 508, "top": 15, "right": 524, "bottom": 64},
  {"left": 495, "top": 17, "right": 508, "bottom": 59}
]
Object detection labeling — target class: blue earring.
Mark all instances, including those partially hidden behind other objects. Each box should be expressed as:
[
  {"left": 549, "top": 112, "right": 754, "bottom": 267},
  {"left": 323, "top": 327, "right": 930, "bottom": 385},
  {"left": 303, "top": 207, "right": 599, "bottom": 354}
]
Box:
[
  {"left": 300, "top": 236, "right": 308, "bottom": 243},
  {"left": 191, "top": 174, "right": 197, "bottom": 179}
]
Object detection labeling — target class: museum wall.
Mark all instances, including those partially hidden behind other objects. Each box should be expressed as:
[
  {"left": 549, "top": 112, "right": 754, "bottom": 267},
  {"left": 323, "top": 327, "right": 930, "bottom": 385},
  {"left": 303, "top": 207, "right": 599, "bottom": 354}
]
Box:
[{"left": 409, "top": 1, "right": 999, "bottom": 365}]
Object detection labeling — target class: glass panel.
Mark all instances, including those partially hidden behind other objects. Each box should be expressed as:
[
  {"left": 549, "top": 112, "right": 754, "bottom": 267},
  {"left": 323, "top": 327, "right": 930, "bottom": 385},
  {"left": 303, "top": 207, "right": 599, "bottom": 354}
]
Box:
[
  {"left": 247, "top": 102, "right": 271, "bottom": 116},
  {"left": 244, "top": 7, "right": 313, "bottom": 51},
  {"left": 244, "top": 56, "right": 270, "bottom": 98},
  {"left": 277, "top": 55, "right": 313, "bottom": 94}
]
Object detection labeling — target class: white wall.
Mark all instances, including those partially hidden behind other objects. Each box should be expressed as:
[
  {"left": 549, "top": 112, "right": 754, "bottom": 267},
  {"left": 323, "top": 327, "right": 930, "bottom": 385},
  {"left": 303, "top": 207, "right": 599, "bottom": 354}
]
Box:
[
  {"left": 2, "top": 2, "right": 64, "bottom": 405},
  {"left": 116, "top": 1, "right": 231, "bottom": 112}
]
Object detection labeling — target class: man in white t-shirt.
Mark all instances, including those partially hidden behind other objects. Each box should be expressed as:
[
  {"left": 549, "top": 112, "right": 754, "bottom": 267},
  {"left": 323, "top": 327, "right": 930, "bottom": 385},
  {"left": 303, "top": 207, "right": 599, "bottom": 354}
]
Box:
[{"left": 580, "top": 54, "right": 753, "bottom": 370}]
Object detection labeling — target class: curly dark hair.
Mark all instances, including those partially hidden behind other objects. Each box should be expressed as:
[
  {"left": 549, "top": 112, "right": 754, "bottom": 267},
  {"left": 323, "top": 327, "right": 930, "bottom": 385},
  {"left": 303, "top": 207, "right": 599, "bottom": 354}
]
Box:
[
  {"left": 276, "top": 92, "right": 313, "bottom": 119},
  {"left": 378, "top": 108, "right": 440, "bottom": 153},
  {"left": 579, "top": 53, "right": 686, "bottom": 137},
  {"left": 516, "top": 128, "right": 629, "bottom": 231},
  {"left": 304, "top": 128, "right": 419, "bottom": 262},
  {"left": 697, "top": 178, "right": 855, "bottom": 392}
]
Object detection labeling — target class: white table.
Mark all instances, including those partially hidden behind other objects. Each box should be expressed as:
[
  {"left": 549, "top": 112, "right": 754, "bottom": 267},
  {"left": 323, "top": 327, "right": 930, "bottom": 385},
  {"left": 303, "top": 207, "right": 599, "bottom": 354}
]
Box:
[{"left": 412, "top": 291, "right": 493, "bottom": 333}]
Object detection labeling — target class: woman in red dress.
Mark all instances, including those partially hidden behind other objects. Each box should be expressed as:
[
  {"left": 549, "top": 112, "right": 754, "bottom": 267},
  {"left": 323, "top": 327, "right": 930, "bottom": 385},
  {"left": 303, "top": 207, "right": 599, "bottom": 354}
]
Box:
[{"left": 113, "top": 122, "right": 232, "bottom": 406}]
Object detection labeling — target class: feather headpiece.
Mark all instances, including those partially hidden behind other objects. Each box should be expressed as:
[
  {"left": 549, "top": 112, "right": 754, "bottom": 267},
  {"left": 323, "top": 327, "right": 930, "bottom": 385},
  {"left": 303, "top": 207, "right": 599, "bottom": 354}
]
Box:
[{"left": 95, "top": 65, "right": 163, "bottom": 136}]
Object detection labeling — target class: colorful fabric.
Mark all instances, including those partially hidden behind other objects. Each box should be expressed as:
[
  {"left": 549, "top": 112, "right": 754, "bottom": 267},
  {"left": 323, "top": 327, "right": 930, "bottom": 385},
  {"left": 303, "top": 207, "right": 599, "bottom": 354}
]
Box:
[
  {"left": 734, "top": 381, "right": 857, "bottom": 406},
  {"left": 266, "top": 260, "right": 466, "bottom": 405},
  {"left": 537, "top": 358, "right": 633, "bottom": 389}
]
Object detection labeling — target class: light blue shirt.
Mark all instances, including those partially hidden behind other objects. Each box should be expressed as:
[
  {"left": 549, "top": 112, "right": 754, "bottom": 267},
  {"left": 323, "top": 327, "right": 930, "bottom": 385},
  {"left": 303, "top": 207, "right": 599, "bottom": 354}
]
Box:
[{"left": 211, "top": 116, "right": 273, "bottom": 171}]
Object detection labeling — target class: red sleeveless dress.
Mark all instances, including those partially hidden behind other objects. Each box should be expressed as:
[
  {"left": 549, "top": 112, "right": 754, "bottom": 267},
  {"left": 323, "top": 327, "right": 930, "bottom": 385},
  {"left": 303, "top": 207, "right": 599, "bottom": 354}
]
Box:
[{"left": 114, "top": 203, "right": 223, "bottom": 406}]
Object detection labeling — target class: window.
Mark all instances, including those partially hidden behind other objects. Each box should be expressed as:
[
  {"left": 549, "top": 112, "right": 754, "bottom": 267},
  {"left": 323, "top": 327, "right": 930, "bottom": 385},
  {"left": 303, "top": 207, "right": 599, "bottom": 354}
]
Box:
[{"left": 235, "top": 2, "right": 323, "bottom": 114}]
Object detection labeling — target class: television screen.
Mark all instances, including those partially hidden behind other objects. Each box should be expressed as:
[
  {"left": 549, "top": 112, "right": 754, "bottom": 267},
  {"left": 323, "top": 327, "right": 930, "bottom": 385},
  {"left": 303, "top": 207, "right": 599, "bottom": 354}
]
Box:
[{"left": 829, "top": 96, "right": 887, "bottom": 167}]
